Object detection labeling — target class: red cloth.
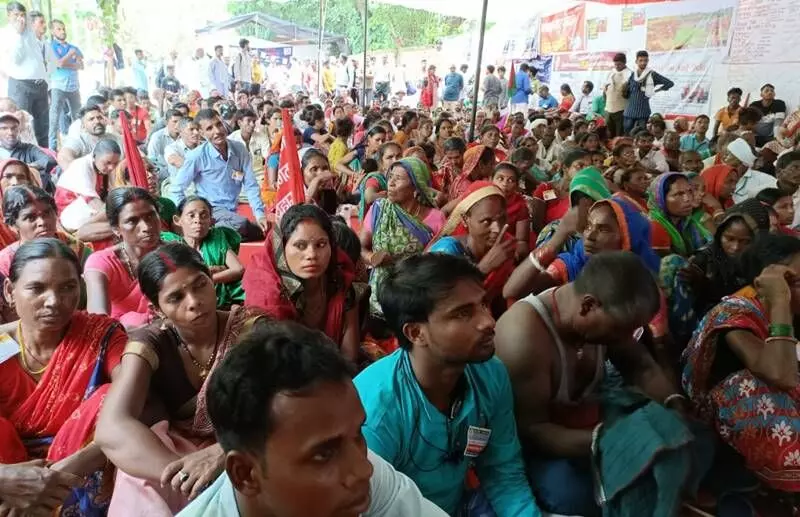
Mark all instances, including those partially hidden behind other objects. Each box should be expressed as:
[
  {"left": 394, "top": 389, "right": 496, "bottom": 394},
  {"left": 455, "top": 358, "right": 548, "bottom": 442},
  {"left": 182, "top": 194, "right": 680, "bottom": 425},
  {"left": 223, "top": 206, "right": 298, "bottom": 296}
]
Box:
[
  {"left": 242, "top": 232, "right": 355, "bottom": 345},
  {"left": 505, "top": 192, "right": 528, "bottom": 228},
  {"left": 701, "top": 164, "right": 736, "bottom": 208},
  {"left": 275, "top": 109, "right": 306, "bottom": 220},
  {"left": 0, "top": 313, "right": 125, "bottom": 461},
  {"left": 119, "top": 112, "right": 148, "bottom": 189},
  {"left": 533, "top": 182, "right": 570, "bottom": 224},
  {"left": 129, "top": 105, "right": 149, "bottom": 142}
]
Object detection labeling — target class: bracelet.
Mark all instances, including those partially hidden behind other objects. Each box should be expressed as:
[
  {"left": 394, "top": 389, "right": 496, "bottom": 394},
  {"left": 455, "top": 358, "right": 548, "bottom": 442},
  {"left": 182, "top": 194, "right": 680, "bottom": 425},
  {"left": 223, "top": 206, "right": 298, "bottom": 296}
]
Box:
[
  {"left": 765, "top": 336, "right": 799, "bottom": 346},
  {"left": 528, "top": 252, "right": 546, "bottom": 273},
  {"left": 769, "top": 323, "right": 794, "bottom": 338},
  {"left": 533, "top": 245, "right": 557, "bottom": 269},
  {"left": 663, "top": 393, "right": 687, "bottom": 408}
]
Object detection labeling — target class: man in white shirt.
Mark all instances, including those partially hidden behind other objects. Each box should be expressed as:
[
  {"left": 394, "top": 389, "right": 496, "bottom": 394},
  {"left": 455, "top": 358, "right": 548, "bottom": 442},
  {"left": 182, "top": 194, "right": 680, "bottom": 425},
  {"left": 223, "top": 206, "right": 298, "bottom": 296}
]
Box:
[
  {"left": 729, "top": 137, "right": 778, "bottom": 203},
  {"left": 177, "top": 321, "right": 447, "bottom": 517},
  {"left": 58, "top": 104, "right": 122, "bottom": 170},
  {"left": 231, "top": 39, "right": 252, "bottom": 94},
  {"left": 603, "top": 53, "right": 630, "bottom": 138},
  {"left": 570, "top": 81, "right": 596, "bottom": 116},
  {"left": 3, "top": 3, "right": 52, "bottom": 147},
  {"left": 634, "top": 130, "right": 668, "bottom": 174},
  {"left": 192, "top": 47, "right": 212, "bottom": 97}
]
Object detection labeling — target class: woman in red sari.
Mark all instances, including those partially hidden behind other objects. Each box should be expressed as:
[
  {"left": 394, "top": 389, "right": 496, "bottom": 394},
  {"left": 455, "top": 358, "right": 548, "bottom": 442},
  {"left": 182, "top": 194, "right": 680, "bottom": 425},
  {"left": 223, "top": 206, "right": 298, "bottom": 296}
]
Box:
[
  {"left": 446, "top": 144, "right": 496, "bottom": 210},
  {"left": 0, "top": 238, "right": 127, "bottom": 516},
  {"left": 428, "top": 181, "right": 516, "bottom": 316},
  {"left": 243, "top": 203, "right": 364, "bottom": 362},
  {"left": 700, "top": 163, "right": 739, "bottom": 222},
  {"left": 492, "top": 162, "right": 530, "bottom": 261}
]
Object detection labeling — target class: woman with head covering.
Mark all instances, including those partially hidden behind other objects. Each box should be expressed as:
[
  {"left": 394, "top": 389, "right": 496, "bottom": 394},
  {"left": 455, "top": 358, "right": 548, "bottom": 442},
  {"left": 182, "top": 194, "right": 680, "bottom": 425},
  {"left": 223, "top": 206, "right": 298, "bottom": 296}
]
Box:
[
  {"left": 649, "top": 172, "right": 712, "bottom": 257},
  {"left": 536, "top": 166, "right": 612, "bottom": 254},
  {"left": 492, "top": 163, "right": 530, "bottom": 260},
  {"left": 612, "top": 166, "right": 650, "bottom": 213},
  {"left": 504, "top": 197, "right": 662, "bottom": 305},
  {"left": 0, "top": 159, "right": 43, "bottom": 249},
  {"left": 360, "top": 157, "right": 446, "bottom": 317},
  {"left": 531, "top": 149, "right": 592, "bottom": 233},
  {"left": 662, "top": 199, "right": 772, "bottom": 346},
  {"left": 427, "top": 181, "right": 516, "bottom": 314},
  {"left": 700, "top": 163, "right": 739, "bottom": 221},
  {"left": 446, "top": 144, "right": 496, "bottom": 203}
]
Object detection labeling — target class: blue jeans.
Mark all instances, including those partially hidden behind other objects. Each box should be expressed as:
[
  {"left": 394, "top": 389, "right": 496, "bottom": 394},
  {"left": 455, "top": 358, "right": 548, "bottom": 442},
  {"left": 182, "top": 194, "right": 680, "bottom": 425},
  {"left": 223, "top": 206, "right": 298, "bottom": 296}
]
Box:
[
  {"left": 49, "top": 88, "right": 81, "bottom": 150},
  {"left": 623, "top": 116, "right": 647, "bottom": 136},
  {"left": 527, "top": 457, "right": 601, "bottom": 517}
]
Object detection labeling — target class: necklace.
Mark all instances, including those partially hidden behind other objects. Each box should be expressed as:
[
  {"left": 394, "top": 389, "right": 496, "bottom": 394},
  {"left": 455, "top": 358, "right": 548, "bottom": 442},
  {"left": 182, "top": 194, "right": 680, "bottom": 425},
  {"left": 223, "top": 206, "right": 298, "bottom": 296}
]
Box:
[
  {"left": 119, "top": 244, "right": 136, "bottom": 280},
  {"left": 17, "top": 322, "right": 47, "bottom": 375},
  {"left": 177, "top": 313, "right": 221, "bottom": 379},
  {"left": 550, "top": 288, "right": 584, "bottom": 360}
]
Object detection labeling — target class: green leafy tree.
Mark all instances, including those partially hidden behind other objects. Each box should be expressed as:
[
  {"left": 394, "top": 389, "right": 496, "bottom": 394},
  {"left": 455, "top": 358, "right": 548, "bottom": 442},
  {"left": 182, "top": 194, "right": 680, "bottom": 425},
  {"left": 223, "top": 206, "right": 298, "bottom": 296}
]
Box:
[{"left": 227, "top": 0, "right": 464, "bottom": 52}]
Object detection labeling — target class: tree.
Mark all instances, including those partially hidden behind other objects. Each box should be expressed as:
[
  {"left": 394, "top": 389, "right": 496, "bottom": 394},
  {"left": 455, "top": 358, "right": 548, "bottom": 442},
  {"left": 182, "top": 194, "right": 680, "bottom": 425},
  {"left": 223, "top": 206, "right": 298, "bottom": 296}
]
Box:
[{"left": 227, "top": 0, "right": 465, "bottom": 53}]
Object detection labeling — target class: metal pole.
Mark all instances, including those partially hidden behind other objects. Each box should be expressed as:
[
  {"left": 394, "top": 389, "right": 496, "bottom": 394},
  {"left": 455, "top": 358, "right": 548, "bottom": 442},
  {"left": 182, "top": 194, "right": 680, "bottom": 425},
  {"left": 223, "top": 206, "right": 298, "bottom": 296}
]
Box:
[
  {"left": 468, "top": 0, "right": 489, "bottom": 142},
  {"left": 362, "top": 0, "right": 368, "bottom": 109},
  {"left": 316, "top": 0, "right": 325, "bottom": 98}
]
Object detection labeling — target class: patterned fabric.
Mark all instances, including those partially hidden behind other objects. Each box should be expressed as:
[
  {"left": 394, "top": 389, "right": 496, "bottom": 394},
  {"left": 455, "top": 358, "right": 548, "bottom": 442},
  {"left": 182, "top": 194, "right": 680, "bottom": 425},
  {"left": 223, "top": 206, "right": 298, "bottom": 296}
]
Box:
[
  {"left": 449, "top": 145, "right": 491, "bottom": 200},
  {"left": 357, "top": 171, "right": 388, "bottom": 221},
  {"left": 682, "top": 287, "right": 800, "bottom": 491},
  {"left": 648, "top": 172, "right": 712, "bottom": 256}
]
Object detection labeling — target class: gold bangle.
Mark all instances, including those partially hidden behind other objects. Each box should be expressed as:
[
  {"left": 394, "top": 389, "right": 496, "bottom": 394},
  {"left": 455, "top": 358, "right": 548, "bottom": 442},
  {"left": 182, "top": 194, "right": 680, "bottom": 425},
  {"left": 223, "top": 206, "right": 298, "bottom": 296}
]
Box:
[
  {"left": 765, "top": 336, "right": 799, "bottom": 346},
  {"left": 122, "top": 341, "right": 159, "bottom": 371}
]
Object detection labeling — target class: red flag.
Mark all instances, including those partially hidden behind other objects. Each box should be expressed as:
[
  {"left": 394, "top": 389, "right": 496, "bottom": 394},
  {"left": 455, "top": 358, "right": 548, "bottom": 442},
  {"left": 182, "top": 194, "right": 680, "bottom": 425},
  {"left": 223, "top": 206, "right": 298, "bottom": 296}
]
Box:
[
  {"left": 274, "top": 109, "right": 306, "bottom": 220},
  {"left": 507, "top": 62, "right": 516, "bottom": 99},
  {"left": 118, "top": 112, "right": 149, "bottom": 189}
]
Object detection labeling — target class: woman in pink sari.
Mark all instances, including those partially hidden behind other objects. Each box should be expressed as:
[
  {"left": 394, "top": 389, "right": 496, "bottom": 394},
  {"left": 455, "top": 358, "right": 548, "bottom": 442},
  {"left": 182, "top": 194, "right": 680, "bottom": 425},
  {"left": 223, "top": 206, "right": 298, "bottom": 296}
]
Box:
[
  {"left": 96, "top": 243, "right": 266, "bottom": 516},
  {"left": 0, "top": 238, "right": 127, "bottom": 516}
]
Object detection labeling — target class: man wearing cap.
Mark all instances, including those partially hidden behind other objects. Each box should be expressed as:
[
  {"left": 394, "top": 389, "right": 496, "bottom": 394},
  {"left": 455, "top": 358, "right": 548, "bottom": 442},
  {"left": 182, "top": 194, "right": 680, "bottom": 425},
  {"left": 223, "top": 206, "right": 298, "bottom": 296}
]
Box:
[
  {"left": 0, "top": 111, "right": 57, "bottom": 190},
  {"left": 2, "top": 2, "right": 52, "bottom": 148},
  {"left": 48, "top": 19, "right": 83, "bottom": 151},
  {"left": 729, "top": 138, "right": 777, "bottom": 203}
]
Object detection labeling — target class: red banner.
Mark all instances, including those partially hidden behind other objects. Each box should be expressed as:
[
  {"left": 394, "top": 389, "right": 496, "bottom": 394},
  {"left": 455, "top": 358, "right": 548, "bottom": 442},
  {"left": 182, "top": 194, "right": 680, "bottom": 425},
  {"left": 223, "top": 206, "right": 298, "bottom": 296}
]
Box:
[
  {"left": 274, "top": 109, "right": 305, "bottom": 221},
  {"left": 539, "top": 5, "right": 586, "bottom": 54}
]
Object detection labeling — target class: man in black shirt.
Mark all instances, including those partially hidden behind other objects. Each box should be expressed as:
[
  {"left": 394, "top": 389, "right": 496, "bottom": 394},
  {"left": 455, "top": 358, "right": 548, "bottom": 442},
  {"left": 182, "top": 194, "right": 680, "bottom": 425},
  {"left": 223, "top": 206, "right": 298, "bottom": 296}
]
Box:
[{"left": 159, "top": 64, "right": 182, "bottom": 97}]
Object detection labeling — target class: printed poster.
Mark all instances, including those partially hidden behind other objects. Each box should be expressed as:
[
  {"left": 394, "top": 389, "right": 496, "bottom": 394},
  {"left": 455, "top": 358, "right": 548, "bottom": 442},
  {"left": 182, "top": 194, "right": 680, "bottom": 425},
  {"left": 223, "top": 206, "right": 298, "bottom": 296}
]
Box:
[
  {"left": 645, "top": 7, "right": 733, "bottom": 52},
  {"left": 539, "top": 5, "right": 586, "bottom": 54},
  {"left": 621, "top": 8, "right": 645, "bottom": 32},
  {"left": 586, "top": 18, "right": 608, "bottom": 41}
]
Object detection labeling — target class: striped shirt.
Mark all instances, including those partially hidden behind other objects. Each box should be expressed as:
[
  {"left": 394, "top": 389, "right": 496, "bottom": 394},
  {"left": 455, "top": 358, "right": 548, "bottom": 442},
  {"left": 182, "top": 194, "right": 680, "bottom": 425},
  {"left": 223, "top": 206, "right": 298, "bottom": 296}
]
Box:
[{"left": 623, "top": 70, "right": 674, "bottom": 120}]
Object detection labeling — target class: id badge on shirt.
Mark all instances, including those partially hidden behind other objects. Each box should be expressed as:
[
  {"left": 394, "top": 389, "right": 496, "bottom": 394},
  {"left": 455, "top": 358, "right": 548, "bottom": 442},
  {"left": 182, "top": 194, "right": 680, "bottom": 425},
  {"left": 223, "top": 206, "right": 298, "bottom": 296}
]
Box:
[
  {"left": 231, "top": 169, "right": 244, "bottom": 182},
  {"left": 0, "top": 333, "right": 19, "bottom": 365},
  {"left": 463, "top": 426, "right": 492, "bottom": 458},
  {"left": 542, "top": 189, "right": 557, "bottom": 201}
]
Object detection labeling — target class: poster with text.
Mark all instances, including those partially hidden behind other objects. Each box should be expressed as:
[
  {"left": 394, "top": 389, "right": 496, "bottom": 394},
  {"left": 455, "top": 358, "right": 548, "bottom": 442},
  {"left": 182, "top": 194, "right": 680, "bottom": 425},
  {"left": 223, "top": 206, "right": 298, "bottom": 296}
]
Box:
[
  {"left": 539, "top": 5, "right": 586, "bottom": 55},
  {"left": 646, "top": 50, "right": 720, "bottom": 117},
  {"left": 549, "top": 52, "right": 621, "bottom": 103}
]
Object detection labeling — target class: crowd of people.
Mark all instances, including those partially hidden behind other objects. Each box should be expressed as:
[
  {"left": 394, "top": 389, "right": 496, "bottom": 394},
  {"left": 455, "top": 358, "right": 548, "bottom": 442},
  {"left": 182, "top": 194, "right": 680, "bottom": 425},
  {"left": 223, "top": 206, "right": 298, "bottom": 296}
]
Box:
[{"left": 4, "top": 2, "right": 800, "bottom": 517}]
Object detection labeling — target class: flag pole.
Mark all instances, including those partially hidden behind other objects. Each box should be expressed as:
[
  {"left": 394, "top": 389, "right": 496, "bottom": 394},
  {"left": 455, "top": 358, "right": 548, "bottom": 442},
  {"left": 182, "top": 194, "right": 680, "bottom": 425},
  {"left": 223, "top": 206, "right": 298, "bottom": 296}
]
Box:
[
  {"left": 468, "top": 0, "right": 489, "bottom": 143},
  {"left": 362, "top": 0, "right": 369, "bottom": 108}
]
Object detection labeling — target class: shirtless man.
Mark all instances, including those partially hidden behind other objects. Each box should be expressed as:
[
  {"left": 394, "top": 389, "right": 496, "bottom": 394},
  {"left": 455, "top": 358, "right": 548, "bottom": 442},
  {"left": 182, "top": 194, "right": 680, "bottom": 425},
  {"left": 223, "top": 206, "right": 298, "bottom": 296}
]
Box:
[{"left": 495, "top": 251, "right": 684, "bottom": 517}]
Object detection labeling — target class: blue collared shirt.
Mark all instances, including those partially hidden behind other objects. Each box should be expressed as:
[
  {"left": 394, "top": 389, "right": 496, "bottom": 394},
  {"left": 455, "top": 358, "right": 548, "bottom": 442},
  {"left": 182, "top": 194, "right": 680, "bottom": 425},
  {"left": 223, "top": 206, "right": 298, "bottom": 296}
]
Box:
[
  {"left": 170, "top": 139, "right": 265, "bottom": 219},
  {"left": 50, "top": 40, "right": 81, "bottom": 92},
  {"left": 209, "top": 57, "right": 230, "bottom": 95},
  {"left": 354, "top": 350, "right": 540, "bottom": 517},
  {"left": 538, "top": 94, "right": 558, "bottom": 110},
  {"left": 132, "top": 59, "right": 148, "bottom": 92},
  {"left": 679, "top": 133, "right": 711, "bottom": 159}
]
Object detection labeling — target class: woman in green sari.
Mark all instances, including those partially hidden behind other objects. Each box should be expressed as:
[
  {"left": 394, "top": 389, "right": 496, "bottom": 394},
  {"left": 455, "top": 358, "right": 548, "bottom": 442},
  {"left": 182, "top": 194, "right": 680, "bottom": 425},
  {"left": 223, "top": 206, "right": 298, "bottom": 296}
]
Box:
[
  {"left": 357, "top": 141, "right": 402, "bottom": 221},
  {"left": 359, "top": 157, "right": 446, "bottom": 317},
  {"left": 161, "top": 196, "right": 245, "bottom": 308}
]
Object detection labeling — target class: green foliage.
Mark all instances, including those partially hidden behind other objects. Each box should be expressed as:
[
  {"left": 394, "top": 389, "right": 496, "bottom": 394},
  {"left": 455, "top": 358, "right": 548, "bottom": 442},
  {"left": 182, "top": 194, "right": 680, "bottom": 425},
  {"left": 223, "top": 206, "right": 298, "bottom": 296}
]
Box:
[
  {"left": 227, "top": 0, "right": 465, "bottom": 52},
  {"left": 97, "top": 0, "right": 120, "bottom": 45}
]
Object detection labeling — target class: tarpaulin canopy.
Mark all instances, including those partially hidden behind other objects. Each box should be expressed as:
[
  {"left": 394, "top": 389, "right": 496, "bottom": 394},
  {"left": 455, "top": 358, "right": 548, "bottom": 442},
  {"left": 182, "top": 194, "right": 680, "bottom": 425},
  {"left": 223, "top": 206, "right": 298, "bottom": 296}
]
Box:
[{"left": 195, "top": 12, "right": 350, "bottom": 53}]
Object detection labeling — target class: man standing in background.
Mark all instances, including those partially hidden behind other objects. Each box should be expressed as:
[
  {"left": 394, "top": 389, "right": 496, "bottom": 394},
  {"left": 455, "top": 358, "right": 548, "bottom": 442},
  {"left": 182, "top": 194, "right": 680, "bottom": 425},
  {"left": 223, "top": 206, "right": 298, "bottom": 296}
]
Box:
[
  {"left": 603, "top": 53, "right": 630, "bottom": 138},
  {"left": 48, "top": 19, "right": 83, "bottom": 151},
  {"left": 232, "top": 38, "right": 252, "bottom": 94},
  {"left": 131, "top": 49, "right": 148, "bottom": 93},
  {"left": 3, "top": 2, "right": 51, "bottom": 147},
  {"left": 208, "top": 45, "right": 230, "bottom": 98},
  {"left": 442, "top": 65, "right": 463, "bottom": 111}
]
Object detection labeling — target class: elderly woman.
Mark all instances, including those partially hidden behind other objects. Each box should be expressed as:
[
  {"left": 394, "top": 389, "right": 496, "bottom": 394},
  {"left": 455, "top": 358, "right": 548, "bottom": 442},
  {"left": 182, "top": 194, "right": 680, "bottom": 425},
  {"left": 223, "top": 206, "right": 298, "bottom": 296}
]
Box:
[
  {"left": 96, "top": 243, "right": 266, "bottom": 516},
  {"left": 243, "top": 204, "right": 363, "bottom": 362},
  {"left": 360, "top": 157, "right": 445, "bottom": 317},
  {"left": 0, "top": 239, "right": 127, "bottom": 516},
  {"left": 649, "top": 173, "right": 712, "bottom": 257}
]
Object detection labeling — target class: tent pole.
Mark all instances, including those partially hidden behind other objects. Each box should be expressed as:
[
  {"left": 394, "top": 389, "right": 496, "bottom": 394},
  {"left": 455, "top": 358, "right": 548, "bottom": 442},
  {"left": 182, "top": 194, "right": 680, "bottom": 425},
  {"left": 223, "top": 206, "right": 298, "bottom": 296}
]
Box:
[
  {"left": 362, "top": 0, "right": 368, "bottom": 109},
  {"left": 317, "top": 0, "right": 326, "bottom": 98},
  {"left": 468, "top": 0, "right": 489, "bottom": 142}
]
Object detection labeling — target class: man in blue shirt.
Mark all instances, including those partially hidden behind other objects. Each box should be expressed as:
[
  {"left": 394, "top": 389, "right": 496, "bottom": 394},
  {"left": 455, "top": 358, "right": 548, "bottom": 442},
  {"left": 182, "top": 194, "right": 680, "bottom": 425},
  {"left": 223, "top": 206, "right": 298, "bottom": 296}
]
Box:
[
  {"left": 171, "top": 109, "right": 266, "bottom": 241},
  {"left": 623, "top": 50, "right": 674, "bottom": 135},
  {"left": 131, "top": 49, "right": 149, "bottom": 92},
  {"left": 208, "top": 45, "right": 231, "bottom": 97},
  {"left": 536, "top": 85, "right": 558, "bottom": 111},
  {"left": 355, "top": 254, "right": 540, "bottom": 517},
  {"left": 48, "top": 19, "right": 83, "bottom": 151},
  {"left": 442, "top": 65, "right": 463, "bottom": 111},
  {"left": 511, "top": 63, "right": 533, "bottom": 116},
  {"left": 679, "top": 114, "right": 712, "bottom": 159}
]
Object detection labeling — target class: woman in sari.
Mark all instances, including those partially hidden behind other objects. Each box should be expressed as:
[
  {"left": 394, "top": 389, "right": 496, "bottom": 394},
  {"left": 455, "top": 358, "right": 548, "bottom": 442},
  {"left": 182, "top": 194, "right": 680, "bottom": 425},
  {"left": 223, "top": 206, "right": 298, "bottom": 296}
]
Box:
[
  {"left": 535, "top": 166, "right": 612, "bottom": 255},
  {"left": 0, "top": 185, "right": 91, "bottom": 277},
  {"left": 531, "top": 149, "right": 592, "bottom": 234},
  {"left": 161, "top": 196, "right": 244, "bottom": 309},
  {"left": 434, "top": 136, "right": 466, "bottom": 196},
  {"left": 0, "top": 239, "right": 127, "bottom": 516},
  {"left": 446, "top": 144, "right": 495, "bottom": 207},
  {"left": 492, "top": 163, "right": 530, "bottom": 261},
  {"left": 664, "top": 199, "right": 771, "bottom": 346},
  {"left": 357, "top": 141, "right": 401, "bottom": 221},
  {"left": 505, "top": 197, "right": 661, "bottom": 299},
  {"left": 682, "top": 233, "right": 800, "bottom": 494},
  {"left": 95, "top": 243, "right": 265, "bottom": 516},
  {"left": 334, "top": 125, "right": 388, "bottom": 194},
  {"left": 612, "top": 166, "right": 650, "bottom": 213},
  {"left": 433, "top": 117, "right": 455, "bottom": 165},
  {"left": 84, "top": 187, "right": 162, "bottom": 328},
  {"left": 0, "top": 159, "right": 43, "bottom": 250},
  {"left": 428, "top": 181, "right": 516, "bottom": 315},
  {"left": 649, "top": 172, "right": 713, "bottom": 257},
  {"left": 242, "top": 204, "right": 362, "bottom": 362},
  {"left": 700, "top": 163, "right": 739, "bottom": 221},
  {"left": 360, "top": 157, "right": 446, "bottom": 317}
]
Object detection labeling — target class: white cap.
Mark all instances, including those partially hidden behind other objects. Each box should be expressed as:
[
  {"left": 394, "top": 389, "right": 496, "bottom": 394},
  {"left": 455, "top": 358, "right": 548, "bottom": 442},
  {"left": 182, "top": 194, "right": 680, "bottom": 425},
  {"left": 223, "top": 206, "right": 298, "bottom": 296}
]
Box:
[{"left": 727, "top": 138, "right": 756, "bottom": 167}]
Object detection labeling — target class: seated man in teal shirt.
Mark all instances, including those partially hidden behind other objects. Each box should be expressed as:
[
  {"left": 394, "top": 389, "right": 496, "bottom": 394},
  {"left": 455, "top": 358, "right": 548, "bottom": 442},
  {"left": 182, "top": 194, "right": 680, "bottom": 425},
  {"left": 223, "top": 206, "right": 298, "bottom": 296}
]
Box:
[{"left": 354, "top": 254, "right": 540, "bottom": 517}]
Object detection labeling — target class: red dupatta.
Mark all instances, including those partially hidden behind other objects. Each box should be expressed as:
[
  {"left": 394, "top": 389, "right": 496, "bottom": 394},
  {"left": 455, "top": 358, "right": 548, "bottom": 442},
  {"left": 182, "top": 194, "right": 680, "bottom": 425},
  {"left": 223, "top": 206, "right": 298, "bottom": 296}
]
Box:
[
  {"left": 0, "top": 313, "right": 125, "bottom": 461},
  {"left": 428, "top": 181, "right": 515, "bottom": 302},
  {"left": 505, "top": 191, "right": 528, "bottom": 227},
  {"left": 243, "top": 227, "right": 355, "bottom": 345}
]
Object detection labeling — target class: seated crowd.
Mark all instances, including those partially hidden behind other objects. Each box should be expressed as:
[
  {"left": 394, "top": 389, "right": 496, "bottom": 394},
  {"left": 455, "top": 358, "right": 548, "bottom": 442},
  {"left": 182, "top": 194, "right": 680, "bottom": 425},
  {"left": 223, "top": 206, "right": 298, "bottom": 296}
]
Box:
[{"left": 1, "top": 73, "right": 800, "bottom": 517}]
